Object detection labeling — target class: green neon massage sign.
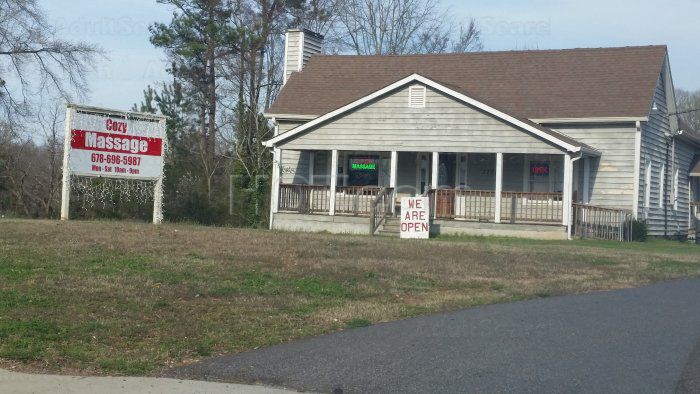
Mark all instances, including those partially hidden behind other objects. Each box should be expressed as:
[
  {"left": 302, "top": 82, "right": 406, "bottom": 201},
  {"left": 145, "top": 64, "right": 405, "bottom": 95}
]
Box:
[
  {"left": 350, "top": 157, "right": 378, "bottom": 171},
  {"left": 351, "top": 162, "right": 376, "bottom": 171}
]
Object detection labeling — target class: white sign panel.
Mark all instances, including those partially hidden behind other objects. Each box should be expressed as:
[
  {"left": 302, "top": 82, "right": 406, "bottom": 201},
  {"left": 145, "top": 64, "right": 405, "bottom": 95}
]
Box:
[
  {"left": 400, "top": 197, "right": 430, "bottom": 239},
  {"left": 68, "top": 108, "right": 166, "bottom": 180}
]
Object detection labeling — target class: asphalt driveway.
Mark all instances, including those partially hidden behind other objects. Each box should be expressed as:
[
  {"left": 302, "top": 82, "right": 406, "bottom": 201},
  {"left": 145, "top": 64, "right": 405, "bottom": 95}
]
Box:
[{"left": 168, "top": 278, "right": 700, "bottom": 393}]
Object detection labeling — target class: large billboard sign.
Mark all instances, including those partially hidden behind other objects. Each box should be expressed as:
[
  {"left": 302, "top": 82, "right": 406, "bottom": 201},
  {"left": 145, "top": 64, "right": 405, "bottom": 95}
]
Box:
[
  {"left": 68, "top": 108, "right": 166, "bottom": 179},
  {"left": 61, "top": 104, "right": 167, "bottom": 223}
]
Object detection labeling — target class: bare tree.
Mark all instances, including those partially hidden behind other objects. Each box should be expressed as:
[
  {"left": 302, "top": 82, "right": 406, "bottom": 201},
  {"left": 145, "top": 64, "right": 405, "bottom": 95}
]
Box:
[
  {"left": 676, "top": 88, "right": 700, "bottom": 132},
  {"left": 334, "top": 0, "right": 482, "bottom": 55},
  {"left": 36, "top": 105, "right": 64, "bottom": 216},
  {"left": 0, "top": 0, "right": 103, "bottom": 123},
  {"left": 0, "top": 104, "right": 64, "bottom": 217}
]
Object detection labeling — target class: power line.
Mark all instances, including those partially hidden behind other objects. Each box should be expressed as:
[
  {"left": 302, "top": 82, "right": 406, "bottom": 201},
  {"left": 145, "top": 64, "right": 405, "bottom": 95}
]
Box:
[{"left": 669, "top": 108, "right": 700, "bottom": 116}]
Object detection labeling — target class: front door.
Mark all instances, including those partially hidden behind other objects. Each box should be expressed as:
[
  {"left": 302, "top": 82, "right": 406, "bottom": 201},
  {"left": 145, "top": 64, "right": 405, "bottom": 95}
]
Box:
[
  {"left": 437, "top": 154, "right": 457, "bottom": 216},
  {"left": 416, "top": 154, "right": 431, "bottom": 194}
]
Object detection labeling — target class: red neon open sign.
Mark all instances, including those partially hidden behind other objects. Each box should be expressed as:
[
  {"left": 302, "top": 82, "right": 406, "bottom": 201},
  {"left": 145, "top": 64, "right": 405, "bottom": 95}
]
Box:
[{"left": 530, "top": 162, "right": 550, "bottom": 176}]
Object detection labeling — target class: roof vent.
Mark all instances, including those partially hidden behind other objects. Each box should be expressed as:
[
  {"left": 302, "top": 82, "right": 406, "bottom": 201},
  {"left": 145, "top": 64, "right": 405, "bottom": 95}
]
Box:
[{"left": 408, "top": 86, "right": 426, "bottom": 108}]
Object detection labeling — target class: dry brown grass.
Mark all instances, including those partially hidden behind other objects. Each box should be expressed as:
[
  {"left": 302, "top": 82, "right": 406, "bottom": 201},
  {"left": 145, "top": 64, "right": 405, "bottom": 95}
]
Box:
[{"left": 1, "top": 218, "right": 699, "bottom": 376}]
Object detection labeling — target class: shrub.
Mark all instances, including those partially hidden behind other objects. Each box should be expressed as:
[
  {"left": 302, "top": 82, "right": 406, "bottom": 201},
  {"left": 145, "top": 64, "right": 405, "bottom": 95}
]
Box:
[{"left": 628, "top": 219, "right": 648, "bottom": 242}]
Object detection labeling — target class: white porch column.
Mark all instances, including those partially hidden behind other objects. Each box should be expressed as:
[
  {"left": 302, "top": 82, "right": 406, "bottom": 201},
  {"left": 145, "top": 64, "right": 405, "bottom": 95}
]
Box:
[
  {"left": 329, "top": 149, "right": 338, "bottom": 216},
  {"left": 269, "top": 148, "right": 281, "bottom": 229},
  {"left": 390, "top": 151, "right": 398, "bottom": 213},
  {"left": 563, "top": 154, "right": 573, "bottom": 227},
  {"left": 431, "top": 152, "right": 439, "bottom": 190},
  {"left": 308, "top": 151, "right": 315, "bottom": 185},
  {"left": 494, "top": 153, "right": 504, "bottom": 223}
]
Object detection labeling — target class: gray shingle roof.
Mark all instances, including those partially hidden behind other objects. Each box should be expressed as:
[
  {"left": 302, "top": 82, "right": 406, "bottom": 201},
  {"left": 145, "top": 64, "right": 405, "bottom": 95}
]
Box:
[{"left": 268, "top": 45, "right": 668, "bottom": 120}]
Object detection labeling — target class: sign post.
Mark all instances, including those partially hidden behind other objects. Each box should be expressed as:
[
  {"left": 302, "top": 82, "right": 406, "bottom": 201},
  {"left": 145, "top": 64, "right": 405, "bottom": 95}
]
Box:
[
  {"left": 400, "top": 196, "right": 430, "bottom": 239},
  {"left": 60, "top": 106, "right": 75, "bottom": 220},
  {"left": 60, "top": 104, "right": 167, "bottom": 223}
]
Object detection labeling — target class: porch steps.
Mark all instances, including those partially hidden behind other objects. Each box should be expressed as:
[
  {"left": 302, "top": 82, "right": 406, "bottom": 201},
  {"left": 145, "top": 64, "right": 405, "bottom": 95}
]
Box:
[{"left": 377, "top": 217, "right": 401, "bottom": 237}]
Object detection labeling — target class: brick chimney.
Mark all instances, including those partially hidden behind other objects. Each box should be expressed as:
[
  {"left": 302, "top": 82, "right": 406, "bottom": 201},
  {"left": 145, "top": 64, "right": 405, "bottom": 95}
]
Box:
[{"left": 283, "top": 29, "right": 324, "bottom": 85}]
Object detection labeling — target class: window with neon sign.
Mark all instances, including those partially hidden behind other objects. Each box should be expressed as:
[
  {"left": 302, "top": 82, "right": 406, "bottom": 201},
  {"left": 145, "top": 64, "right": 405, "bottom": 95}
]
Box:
[
  {"left": 530, "top": 161, "right": 550, "bottom": 177},
  {"left": 348, "top": 156, "right": 379, "bottom": 186}
]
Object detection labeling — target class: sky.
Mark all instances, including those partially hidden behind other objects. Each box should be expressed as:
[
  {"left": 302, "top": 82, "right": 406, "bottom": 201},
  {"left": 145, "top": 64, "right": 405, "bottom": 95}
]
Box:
[{"left": 41, "top": 0, "right": 700, "bottom": 111}]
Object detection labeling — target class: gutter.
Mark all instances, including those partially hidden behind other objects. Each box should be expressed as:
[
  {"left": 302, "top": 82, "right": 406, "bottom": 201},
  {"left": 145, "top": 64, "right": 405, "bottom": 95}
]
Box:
[
  {"left": 532, "top": 116, "right": 648, "bottom": 124},
  {"left": 568, "top": 152, "right": 584, "bottom": 240},
  {"left": 263, "top": 113, "right": 317, "bottom": 121}
]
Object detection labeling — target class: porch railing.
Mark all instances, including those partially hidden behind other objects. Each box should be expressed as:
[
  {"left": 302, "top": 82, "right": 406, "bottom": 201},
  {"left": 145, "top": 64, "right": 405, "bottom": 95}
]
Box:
[
  {"left": 501, "top": 192, "right": 563, "bottom": 224},
  {"left": 435, "top": 189, "right": 495, "bottom": 221},
  {"left": 692, "top": 202, "right": 700, "bottom": 242},
  {"left": 572, "top": 203, "right": 633, "bottom": 242},
  {"left": 278, "top": 184, "right": 331, "bottom": 214},
  {"left": 335, "top": 186, "right": 383, "bottom": 216},
  {"left": 432, "top": 189, "right": 562, "bottom": 224},
  {"left": 369, "top": 187, "right": 394, "bottom": 235}
]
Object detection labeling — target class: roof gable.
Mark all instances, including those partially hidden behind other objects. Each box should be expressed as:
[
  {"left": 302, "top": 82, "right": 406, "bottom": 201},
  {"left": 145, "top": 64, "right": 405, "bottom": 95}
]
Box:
[
  {"left": 265, "top": 74, "right": 599, "bottom": 155},
  {"left": 268, "top": 46, "right": 667, "bottom": 120}
]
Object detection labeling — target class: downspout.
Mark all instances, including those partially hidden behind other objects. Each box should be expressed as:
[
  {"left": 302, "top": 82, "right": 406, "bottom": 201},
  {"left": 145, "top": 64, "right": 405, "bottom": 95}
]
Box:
[
  {"left": 268, "top": 118, "right": 279, "bottom": 230},
  {"left": 568, "top": 152, "right": 584, "bottom": 240},
  {"left": 671, "top": 134, "right": 678, "bottom": 237},
  {"left": 664, "top": 136, "right": 671, "bottom": 238}
]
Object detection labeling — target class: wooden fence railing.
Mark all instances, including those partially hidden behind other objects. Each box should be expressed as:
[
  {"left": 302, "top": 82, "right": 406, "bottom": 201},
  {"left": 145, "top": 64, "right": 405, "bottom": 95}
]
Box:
[
  {"left": 278, "top": 184, "right": 331, "bottom": 214},
  {"left": 434, "top": 189, "right": 495, "bottom": 221},
  {"left": 572, "top": 203, "right": 633, "bottom": 242},
  {"left": 501, "top": 192, "right": 563, "bottom": 224},
  {"left": 335, "top": 186, "right": 383, "bottom": 216},
  {"left": 369, "top": 187, "right": 394, "bottom": 235},
  {"left": 432, "top": 189, "right": 562, "bottom": 224}
]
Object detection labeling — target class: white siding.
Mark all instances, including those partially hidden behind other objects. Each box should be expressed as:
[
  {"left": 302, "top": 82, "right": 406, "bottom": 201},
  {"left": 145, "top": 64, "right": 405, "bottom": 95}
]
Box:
[
  {"left": 283, "top": 32, "right": 302, "bottom": 83},
  {"left": 639, "top": 70, "right": 698, "bottom": 237},
  {"left": 277, "top": 121, "right": 305, "bottom": 135},
  {"left": 278, "top": 84, "right": 564, "bottom": 154},
  {"left": 552, "top": 124, "right": 637, "bottom": 210},
  {"left": 280, "top": 150, "right": 310, "bottom": 184}
]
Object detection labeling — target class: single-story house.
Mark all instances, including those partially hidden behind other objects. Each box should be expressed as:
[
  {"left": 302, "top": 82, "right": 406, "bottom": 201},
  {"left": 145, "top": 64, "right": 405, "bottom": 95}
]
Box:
[{"left": 263, "top": 29, "right": 700, "bottom": 240}]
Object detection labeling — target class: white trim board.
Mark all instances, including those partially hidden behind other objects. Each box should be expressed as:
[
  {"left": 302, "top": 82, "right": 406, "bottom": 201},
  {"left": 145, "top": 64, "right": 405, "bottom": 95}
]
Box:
[
  {"left": 532, "top": 117, "right": 647, "bottom": 124},
  {"left": 632, "top": 121, "right": 642, "bottom": 219},
  {"left": 263, "top": 113, "right": 317, "bottom": 121},
  {"left": 282, "top": 31, "right": 290, "bottom": 85},
  {"left": 263, "top": 74, "right": 598, "bottom": 156},
  {"left": 67, "top": 103, "right": 166, "bottom": 121}
]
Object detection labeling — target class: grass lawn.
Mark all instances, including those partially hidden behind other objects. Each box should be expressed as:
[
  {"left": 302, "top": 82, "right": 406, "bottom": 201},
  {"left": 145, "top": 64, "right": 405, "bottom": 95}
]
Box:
[{"left": 1, "top": 219, "right": 699, "bottom": 376}]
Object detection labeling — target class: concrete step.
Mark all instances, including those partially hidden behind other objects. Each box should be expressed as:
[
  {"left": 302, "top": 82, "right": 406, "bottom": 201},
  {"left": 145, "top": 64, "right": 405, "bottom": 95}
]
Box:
[
  {"left": 376, "top": 229, "right": 400, "bottom": 237},
  {"left": 374, "top": 217, "right": 401, "bottom": 237}
]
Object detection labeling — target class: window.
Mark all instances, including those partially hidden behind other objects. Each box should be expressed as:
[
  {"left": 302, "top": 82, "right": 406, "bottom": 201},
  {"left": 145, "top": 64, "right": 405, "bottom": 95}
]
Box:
[
  {"left": 659, "top": 164, "right": 665, "bottom": 208},
  {"left": 644, "top": 161, "right": 651, "bottom": 208},
  {"left": 528, "top": 160, "right": 552, "bottom": 193},
  {"left": 347, "top": 156, "right": 379, "bottom": 186},
  {"left": 673, "top": 168, "right": 679, "bottom": 211},
  {"left": 408, "top": 86, "right": 426, "bottom": 108}
]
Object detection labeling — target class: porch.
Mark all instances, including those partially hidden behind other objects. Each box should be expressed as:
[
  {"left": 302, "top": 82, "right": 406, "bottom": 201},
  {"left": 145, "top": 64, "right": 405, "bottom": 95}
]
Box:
[
  {"left": 272, "top": 150, "right": 578, "bottom": 237},
  {"left": 277, "top": 184, "right": 565, "bottom": 225}
]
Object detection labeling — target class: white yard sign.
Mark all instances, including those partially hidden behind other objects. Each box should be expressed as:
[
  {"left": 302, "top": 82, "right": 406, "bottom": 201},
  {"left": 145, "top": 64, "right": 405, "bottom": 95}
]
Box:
[
  {"left": 60, "top": 104, "right": 167, "bottom": 223},
  {"left": 400, "top": 197, "right": 430, "bottom": 239},
  {"left": 67, "top": 108, "right": 166, "bottom": 179}
]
